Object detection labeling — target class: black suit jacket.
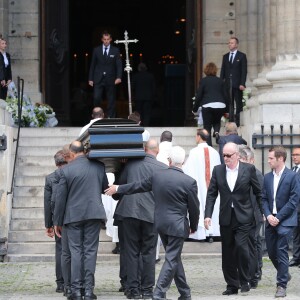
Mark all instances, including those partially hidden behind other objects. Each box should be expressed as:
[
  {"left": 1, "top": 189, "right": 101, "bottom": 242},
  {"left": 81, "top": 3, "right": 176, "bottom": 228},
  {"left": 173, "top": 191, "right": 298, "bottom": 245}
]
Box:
[
  {"left": 205, "top": 162, "right": 262, "bottom": 226},
  {"left": 115, "top": 154, "right": 168, "bottom": 223},
  {"left": 118, "top": 167, "right": 200, "bottom": 238},
  {"left": 53, "top": 155, "right": 108, "bottom": 226},
  {"left": 88, "top": 44, "right": 122, "bottom": 85},
  {"left": 0, "top": 52, "right": 12, "bottom": 81},
  {"left": 192, "top": 75, "right": 228, "bottom": 113},
  {"left": 252, "top": 168, "right": 264, "bottom": 225},
  {"left": 220, "top": 50, "right": 247, "bottom": 89},
  {"left": 44, "top": 171, "right": 57, "bottom": 228}
]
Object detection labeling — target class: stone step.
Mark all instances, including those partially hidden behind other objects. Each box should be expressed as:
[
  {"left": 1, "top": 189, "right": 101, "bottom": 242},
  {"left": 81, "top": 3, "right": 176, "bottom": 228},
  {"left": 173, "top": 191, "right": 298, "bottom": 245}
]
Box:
[
  {"left": 13, "top": 186, "right": 44, "bottom": 197},
  {"left": 8, "top": 229, "right": 112, "bottom": 243},
  {"left": 16, "top": 166, "right": 55, "bottom": 177},
  {"left": 18, "top": 146, "right": 63, "bottom": 157},
  {"left": 13, "top": 196, "right": 43, "bottom": 208},
  {"left": 17, "top": 156, "right": 55, "bottom": 167},
  {"left": 7, "top": 240, "right": 221, "bottom": 256},
  {"left": 15, "top": 176, "right": 46, "bottom": 187},
  {"left": 10, "top": 219, "right": 45, "bottom": 230},
  {"left": 12, "top": 208, "right": 44, "bottom": 219},
  {"left": 19, "top": 136, "right": 79, "bottom": 147},
  {"left": 19, "top": 127, "right": 81, "bottom": 138}
]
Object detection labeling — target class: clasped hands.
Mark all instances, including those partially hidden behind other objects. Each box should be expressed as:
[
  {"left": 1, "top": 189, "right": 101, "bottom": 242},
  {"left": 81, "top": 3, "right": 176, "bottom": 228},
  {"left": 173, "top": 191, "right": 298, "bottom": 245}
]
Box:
[
  {"left": 267, "top": 215, "right": 280, "bottom": 227},
  {"left": 105, "top": 185, "right": 118, "bottom": 196}
]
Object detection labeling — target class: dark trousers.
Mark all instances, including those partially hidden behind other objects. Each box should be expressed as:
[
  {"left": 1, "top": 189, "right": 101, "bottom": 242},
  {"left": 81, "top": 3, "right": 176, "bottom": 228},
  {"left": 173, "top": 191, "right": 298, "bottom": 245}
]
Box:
[
  {"left": 66, "top": 219, "right": 101, "bottom": 295},
  {"left": 55, "top": 234, "right": 64, "bottom": 285},
  {"left": 93, "top": 81, "right": 116, "bottom": 118},
  {"left": 228, "top": 88, "right": 243, "bottom": 126},
  {"left": 123, "top": 217, "right": 157, "bottom": 295},
  {"left": 118, "top": 221, "right": 127, "bottom": 289},
  {"left": 220, "top": 209, "right": 252, "bottom": 289},
  {"left": 265, "top": 223, "right": 293, "bottom": 288},
  {"left": 61, "top": 226, "right": 71, "bottom": 290},
  {"left": 153, "top": 233, "right": 190, "bottom": 298},
  {"left": 201, "top": 107, "right": 225, "bottom": 146},
  {"left": 135, "top": 100, "right": 152, "bottom": 126},
  {"left": 291, "top": 212, "right": 300, "bottom": 262},
  {"left": 248, "top": 222, "right": 263, "bottom": 284},
  {"left": 0, "top": 85, "right": 8, "bottom": 100}
]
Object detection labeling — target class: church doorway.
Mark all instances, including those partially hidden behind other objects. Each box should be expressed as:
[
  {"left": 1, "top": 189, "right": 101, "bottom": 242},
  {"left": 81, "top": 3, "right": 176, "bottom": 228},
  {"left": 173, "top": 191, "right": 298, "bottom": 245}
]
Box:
[{"left": 42, "top": 0, "right": 188, "bottom": 126}]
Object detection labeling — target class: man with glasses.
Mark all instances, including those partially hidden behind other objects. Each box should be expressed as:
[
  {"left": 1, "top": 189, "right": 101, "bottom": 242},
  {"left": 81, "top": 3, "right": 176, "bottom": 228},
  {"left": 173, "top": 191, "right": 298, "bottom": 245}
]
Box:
[{"left": 204, "top": 142, "right": 262, "bottom": 296}]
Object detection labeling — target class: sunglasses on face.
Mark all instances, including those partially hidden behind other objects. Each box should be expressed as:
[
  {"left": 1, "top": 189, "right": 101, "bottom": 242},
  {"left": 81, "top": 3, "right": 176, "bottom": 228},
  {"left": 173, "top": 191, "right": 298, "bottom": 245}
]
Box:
[{"left": 223, "top": 152, "right": 236, "bottom": 158}]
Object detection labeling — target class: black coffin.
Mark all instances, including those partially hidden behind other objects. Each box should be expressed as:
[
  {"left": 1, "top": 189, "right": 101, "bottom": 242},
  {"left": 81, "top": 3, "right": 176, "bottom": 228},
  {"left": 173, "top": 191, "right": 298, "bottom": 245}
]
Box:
[{"left": 78, "top": 118, "right": 145, "bottom": 172}]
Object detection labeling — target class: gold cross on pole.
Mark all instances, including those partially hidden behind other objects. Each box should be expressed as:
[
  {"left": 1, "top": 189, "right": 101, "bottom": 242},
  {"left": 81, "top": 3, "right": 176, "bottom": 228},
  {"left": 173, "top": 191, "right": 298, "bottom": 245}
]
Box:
[{"left": 115, "top": 31, "right": 138, "bottom": 115}]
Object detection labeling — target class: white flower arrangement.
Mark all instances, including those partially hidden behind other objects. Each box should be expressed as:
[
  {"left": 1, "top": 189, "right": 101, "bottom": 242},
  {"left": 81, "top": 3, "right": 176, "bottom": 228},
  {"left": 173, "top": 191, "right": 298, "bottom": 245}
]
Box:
[{"left": 5, "top": 82, "right": 58, "bottom": 127}]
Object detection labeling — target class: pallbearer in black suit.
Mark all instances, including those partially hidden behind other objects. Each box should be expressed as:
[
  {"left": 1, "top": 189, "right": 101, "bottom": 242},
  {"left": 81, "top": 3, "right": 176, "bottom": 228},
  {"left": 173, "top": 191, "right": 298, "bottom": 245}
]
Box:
[
  {"left": 262, "top": 146, "right": 300, "bottom": 298},
  {"left": 44, "top": 150, "right": 68, "bottom": 293},
  {"left": 0, "top": 38, "right": 12, "bottom": 100},
  {"left": 220, "top": 37, "right": 247, "bottom": 127},
  {"left": 105, "top": 146, "right": 200, "bottom": 300},
  {"left": 54, "top": 141, "right": 108, "bottom": 300},
  {"left": 88, "top": 31, "right": 122, "bottom": 118},
  {"left": 115, "top": 139, "right": 167, "bottom": 299},
  {"left": 205, "top": 142, "right": 262, "bottom": 295}
]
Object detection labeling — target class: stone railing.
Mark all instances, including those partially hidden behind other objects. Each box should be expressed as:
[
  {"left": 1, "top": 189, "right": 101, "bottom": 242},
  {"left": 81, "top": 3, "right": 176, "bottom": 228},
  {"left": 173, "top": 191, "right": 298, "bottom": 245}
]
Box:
[{"left": 0, "top": 100, "right": 16, "bottom": 261}]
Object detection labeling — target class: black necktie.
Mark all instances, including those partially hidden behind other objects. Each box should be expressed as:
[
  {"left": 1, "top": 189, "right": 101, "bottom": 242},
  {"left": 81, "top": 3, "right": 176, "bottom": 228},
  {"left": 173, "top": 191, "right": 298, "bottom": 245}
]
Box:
[
  {"left": 229, "top": 52, "right": 234, "bottom": 64},
  {"left": 104, "top": 47, "right": 108, "bottom": 58},
  {"left": 293, "top": 166, "right": 299, "bottom": 172}
]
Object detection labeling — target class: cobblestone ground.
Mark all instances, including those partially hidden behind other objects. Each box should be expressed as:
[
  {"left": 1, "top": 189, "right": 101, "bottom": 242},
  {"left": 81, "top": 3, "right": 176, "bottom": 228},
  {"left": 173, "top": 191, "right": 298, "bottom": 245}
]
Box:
[{"left": 0, "top": 256, "right": 299, "bottom": 300}]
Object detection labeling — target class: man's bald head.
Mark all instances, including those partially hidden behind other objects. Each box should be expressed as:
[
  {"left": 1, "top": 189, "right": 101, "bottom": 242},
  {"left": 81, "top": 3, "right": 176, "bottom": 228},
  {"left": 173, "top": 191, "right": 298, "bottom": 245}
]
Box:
[
  {"left": 69, "top": 141, "right": 84, "bottom": 154},
  {"left": 92, "top": 107, "right": 104, "bottom": 119},
  {"left": 145, "top": 138, "right": 159, "bottom": 156}
]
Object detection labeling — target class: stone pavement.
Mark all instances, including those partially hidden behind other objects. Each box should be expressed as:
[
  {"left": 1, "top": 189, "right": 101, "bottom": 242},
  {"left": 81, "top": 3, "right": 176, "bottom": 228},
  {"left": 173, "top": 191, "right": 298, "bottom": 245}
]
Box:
[{"left": 0, "top": 255, "right": 300, "bottom": 300}]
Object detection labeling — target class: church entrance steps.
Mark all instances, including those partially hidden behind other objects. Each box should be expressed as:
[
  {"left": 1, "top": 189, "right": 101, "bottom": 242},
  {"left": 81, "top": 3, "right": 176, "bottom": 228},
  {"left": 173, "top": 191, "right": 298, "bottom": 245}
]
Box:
[{"left": 7, "top": 126, "right": 214, "bottom": 262}]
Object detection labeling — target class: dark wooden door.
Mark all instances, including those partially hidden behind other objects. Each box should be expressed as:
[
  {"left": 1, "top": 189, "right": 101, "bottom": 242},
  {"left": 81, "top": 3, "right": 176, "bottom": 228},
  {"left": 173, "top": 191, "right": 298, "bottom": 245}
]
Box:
[{"left": 41, "top": 0, "right": 70, "bottom": 125}]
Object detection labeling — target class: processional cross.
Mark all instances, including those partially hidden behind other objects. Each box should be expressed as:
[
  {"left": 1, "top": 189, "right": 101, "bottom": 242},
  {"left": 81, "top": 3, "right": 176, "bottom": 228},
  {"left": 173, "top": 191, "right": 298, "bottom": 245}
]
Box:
[{"left": 115, "top": 31, "right": 138, "bottom": 115}]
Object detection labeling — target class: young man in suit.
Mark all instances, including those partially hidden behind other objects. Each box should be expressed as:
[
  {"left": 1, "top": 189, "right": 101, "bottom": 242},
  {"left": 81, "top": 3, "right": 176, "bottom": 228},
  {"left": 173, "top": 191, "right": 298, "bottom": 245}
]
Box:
[
  {"left": 204, "top": 142, "right": 262, "bottom": 295},
  {"left": 262, "top": 146, "right": 300, "bottom": 298},
  {"left": 220, "top": 37, "right": 247, "bottom": 127},
  {"left": 0, "top": 38, "right": 12, "bottom": 100},
  {"left": 88, "top": 31, "right": 122, "bottom": 118},
  {"left": 54, "top": 141, "right": 108, "bottom": 300},
  {"left": 105, "top": 146, "right": 200, "bottom": 300}
]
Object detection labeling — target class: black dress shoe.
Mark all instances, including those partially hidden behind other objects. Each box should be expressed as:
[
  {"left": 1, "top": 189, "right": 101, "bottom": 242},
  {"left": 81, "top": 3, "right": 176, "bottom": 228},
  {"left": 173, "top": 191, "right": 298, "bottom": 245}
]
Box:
[
  {"left": 84, "top": 291, "right": 97, "bottom": 300},
  {"left": 71, "top": 294, "right": 83, "bottom": 300},
  {"left": 289, "top": 260, "right": 300, "bottom": 267},
  {"left": 142, "top": 291, "right": 153, "bottom": 299},
  {"left": 240, "top": 283, "right": 250, "bottom": 293},
  {"left": 250, "top": 281, "right": 258, "bottom": 289},
  {"left": 126, "top": 291, "right": 142, "bottom": 299},
  {"left": 56, "top": 284, "right": 64, "bottom": 293},
  {"left": 119, "top": 286, "right": 126, "bottom": 292},
  {"left": 178, "top": 295, "right": 191, "bottom": 300},
  {"left": 112, "top": 242, "right": 120, "bottom": 254},
  {"left": 64, "top": 288, "right": 72, "bottom": 299},
  {"left": 222, "top": 289, "right": 238, "bottom": 295}
]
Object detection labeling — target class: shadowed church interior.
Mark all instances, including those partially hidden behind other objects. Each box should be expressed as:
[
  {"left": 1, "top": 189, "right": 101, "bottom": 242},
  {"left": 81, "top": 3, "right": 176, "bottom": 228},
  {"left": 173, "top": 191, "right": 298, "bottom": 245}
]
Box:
[{"left": 64, "top": 0, "right": 187, "bottom": 126}]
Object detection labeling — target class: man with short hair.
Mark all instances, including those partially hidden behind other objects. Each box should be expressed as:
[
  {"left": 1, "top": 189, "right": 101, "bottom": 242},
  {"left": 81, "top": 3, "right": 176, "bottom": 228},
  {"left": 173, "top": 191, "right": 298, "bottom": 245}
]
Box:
[
  {"left": 44, "top": 150, "right": 68, "bottom": 293},
  {"left": 289, "top": 147, "right": 300, "bottom": 267},
  {"left": 54, "top": 141, "right": 108, "bottom": 300},
  {"left": 205, "top": 142, "right": 262, "bottom": 295},
  {"left": 156, "top": 130, "right": 172, "bottom": 166},
  {"left": 183, "top": 128, "right": 221, "bottom": 241},
  {"left": 262, "top": 146, "right": 300, "bottom": 298},
  {"left": 238, "top": 145, "right": 264, "bottom": 288},
  {"left": 217, "top": 122, "right": 247, "bottom": 163},
  {"left": 79, "top": 107, "right": 104, "bottom": 136},
  {"left": 220, "top": 37, "right": 247, "bottom": 126},
  {"left": 114, "top": 138, "right": 167, "bottom": 299},
  {"left": 88, "top": 31, "right": 122, "bottom": 118},
  {"left": 105, "top": 146, "right": 200, "bottom": 300}
]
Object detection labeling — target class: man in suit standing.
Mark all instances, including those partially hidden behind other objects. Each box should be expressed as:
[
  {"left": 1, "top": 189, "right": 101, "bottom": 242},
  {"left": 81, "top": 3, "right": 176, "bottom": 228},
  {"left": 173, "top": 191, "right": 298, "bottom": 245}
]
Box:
[
  {"left": 204, "top": 142, "right": 262, "bottom": 295},
  {"left": 44, "top": 150, "right": 68, "bottom": 293},
  {"left": 88, "top": 31, "right": 122, "bottom": 118},
  {"left": 0, "top": 38, "right": 12, "bottom": 100},
  {"left": 220, "top": 37, "right": 247, "bottom": 127},
  {"left": 289, "top": 147, "right": 300, "bottom": 267},
  {"left": 54, "top": 141, "right": 108, "bottom": 300},
  {"left": 262, "top": 146, "right": 300, "bottom": 298},
  {"left": 105, "top": 146, "right": 200, "bottom": 300},
  {"left": 115, "top": 138, "right": 167, "bottom": 299}
]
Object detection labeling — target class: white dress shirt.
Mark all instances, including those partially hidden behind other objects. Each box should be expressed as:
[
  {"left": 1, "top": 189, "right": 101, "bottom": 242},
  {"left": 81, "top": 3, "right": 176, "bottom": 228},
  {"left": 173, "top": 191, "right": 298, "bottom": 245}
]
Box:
[{"left": 272, "top": 167, "right": 285, "bottom": 214}]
